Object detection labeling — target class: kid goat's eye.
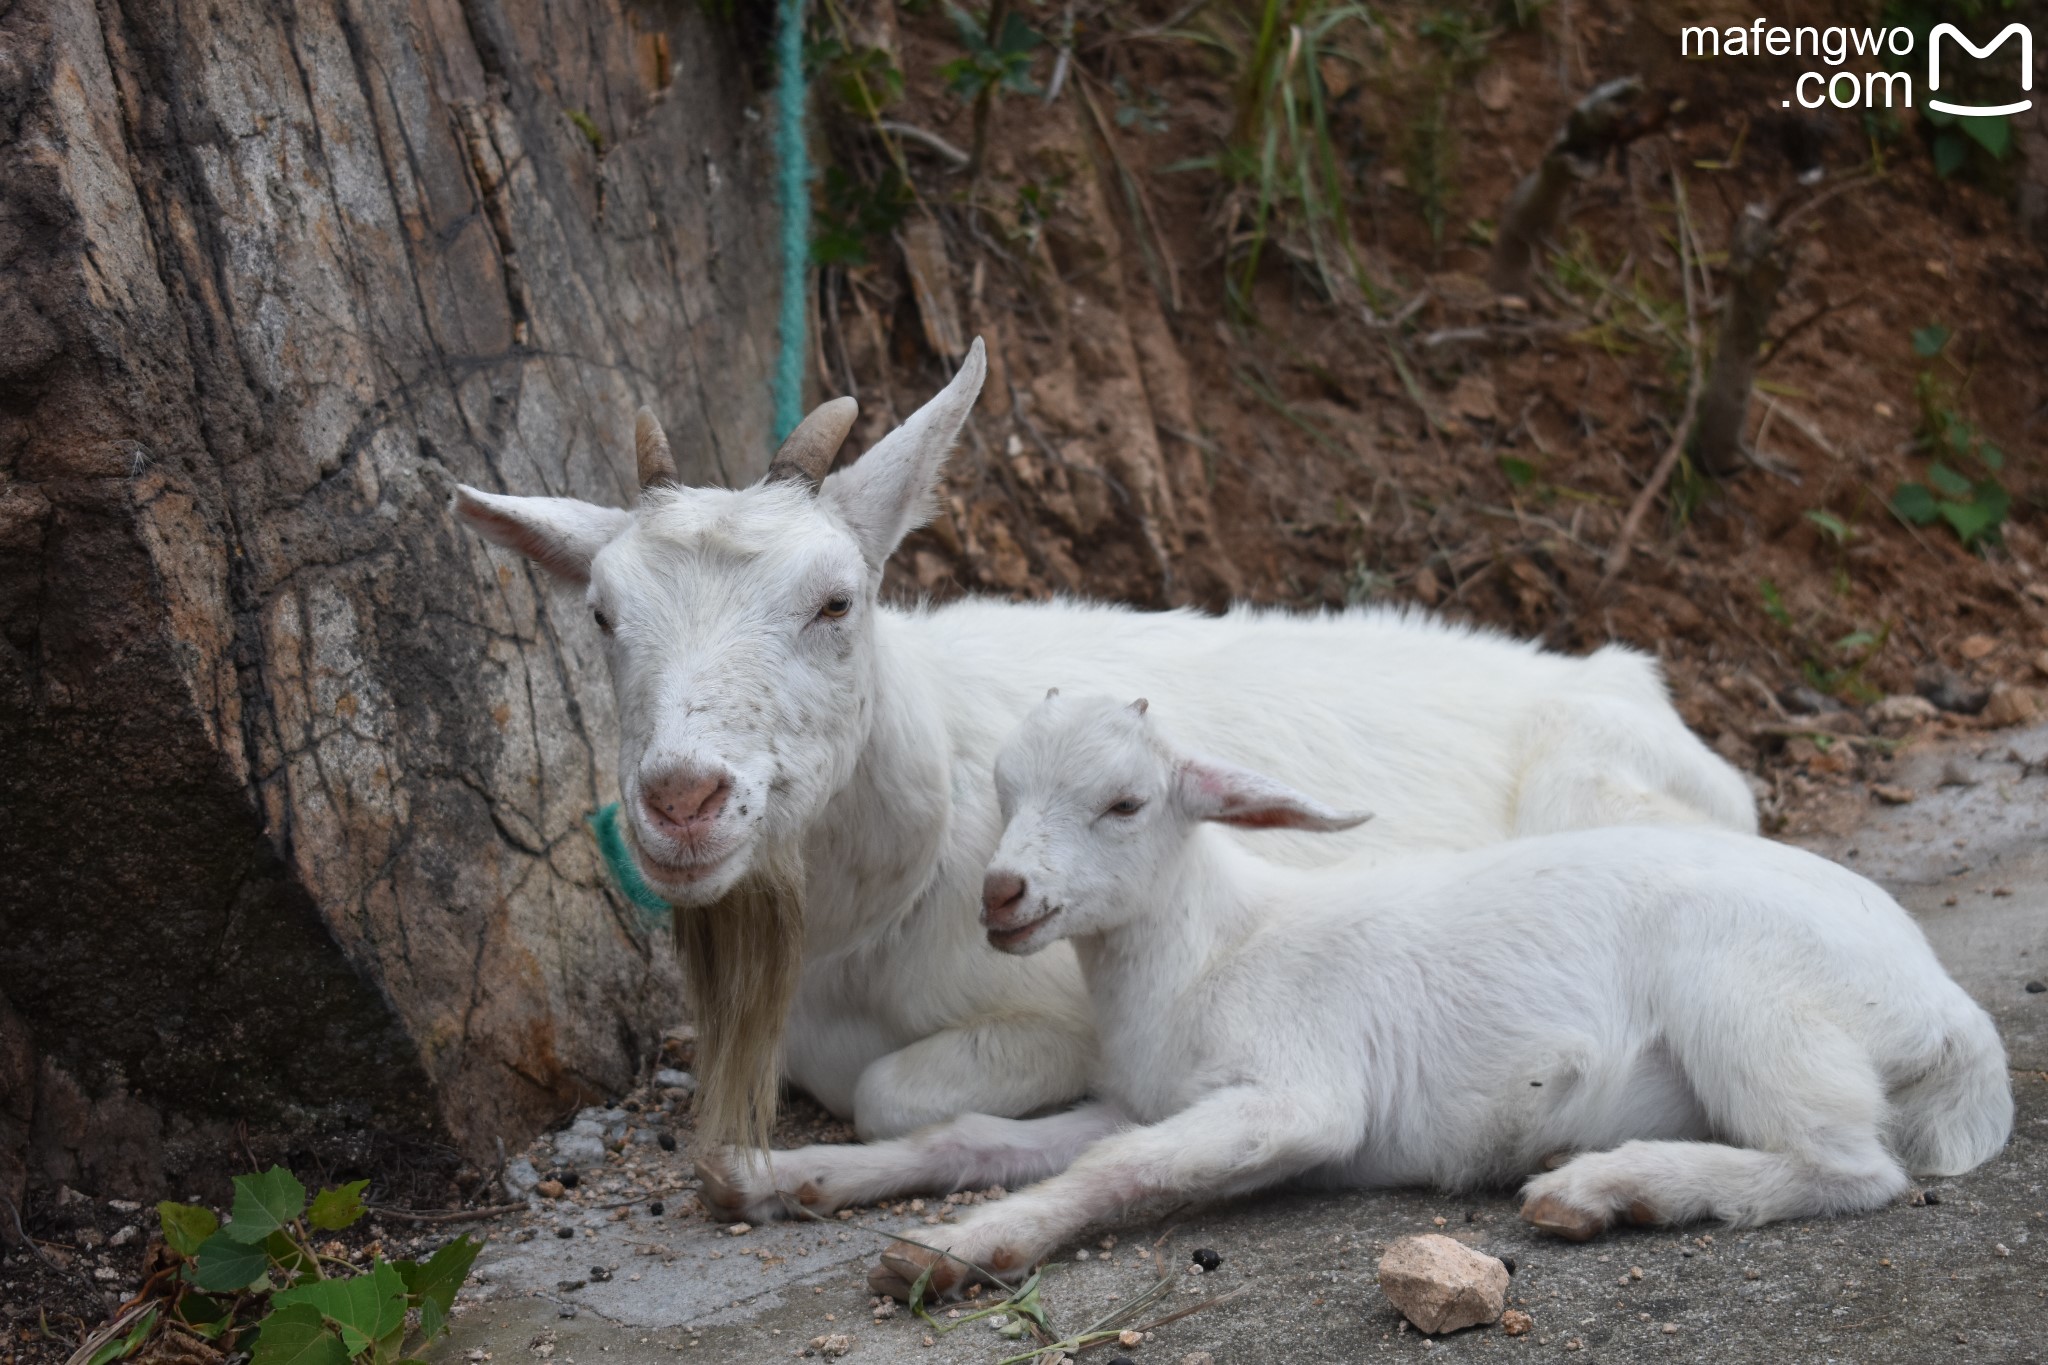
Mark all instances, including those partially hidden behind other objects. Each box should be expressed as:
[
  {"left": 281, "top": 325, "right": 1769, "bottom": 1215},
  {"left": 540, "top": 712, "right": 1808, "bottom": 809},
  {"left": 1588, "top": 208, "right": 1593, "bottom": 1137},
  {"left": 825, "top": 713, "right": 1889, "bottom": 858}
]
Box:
[
  {"left": 1106, "top": 797, "right": 1144, "bottom": 817},
  {"left": 818, "top": 595, "right": 852, "bottom": 621},
  {"left": 593, "top": 608, "right": 614, "bottom": 634}
]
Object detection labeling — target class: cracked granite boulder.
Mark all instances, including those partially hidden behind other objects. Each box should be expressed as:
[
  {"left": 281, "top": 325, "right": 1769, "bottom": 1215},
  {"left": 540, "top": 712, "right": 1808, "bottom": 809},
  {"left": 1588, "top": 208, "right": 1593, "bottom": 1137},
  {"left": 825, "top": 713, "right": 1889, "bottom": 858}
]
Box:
[{"left": 0, "top": 0, "right": 777, "bottom": 1197}]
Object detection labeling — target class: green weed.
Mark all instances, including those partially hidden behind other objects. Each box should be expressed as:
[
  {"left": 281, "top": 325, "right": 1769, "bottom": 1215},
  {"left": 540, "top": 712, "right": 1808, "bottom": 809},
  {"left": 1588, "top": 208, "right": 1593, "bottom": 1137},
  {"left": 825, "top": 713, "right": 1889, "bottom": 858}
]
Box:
[
  {"left": 1892, "top": 324, "right": 2011, "bottom": 549},
  {"left": 76, "top": 1167, "right": 480, "bottom": 1365},
  {"left": 1172, "top": 0, "right": 1376, "bottom": 314}
]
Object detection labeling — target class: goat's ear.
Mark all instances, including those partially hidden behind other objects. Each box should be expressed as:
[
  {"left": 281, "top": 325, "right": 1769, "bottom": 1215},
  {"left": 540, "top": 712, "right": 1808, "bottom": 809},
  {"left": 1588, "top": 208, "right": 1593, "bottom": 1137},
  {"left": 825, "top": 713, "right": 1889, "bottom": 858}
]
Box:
[
  {"left": 822, "top": 337, "right": 986, "bottom": 570},
  {"left": 1175, "top": 757, "right": 1374, "bottom": 834},
  {"left": 452, "top": 487, "right": 631, "bottom": 587}
]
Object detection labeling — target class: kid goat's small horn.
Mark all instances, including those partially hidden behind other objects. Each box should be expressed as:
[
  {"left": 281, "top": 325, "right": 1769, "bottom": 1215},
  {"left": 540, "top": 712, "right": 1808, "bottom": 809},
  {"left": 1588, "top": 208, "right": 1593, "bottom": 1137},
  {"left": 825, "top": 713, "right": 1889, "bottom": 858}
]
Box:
[
  {"left": 764, "top": 396, "right": 859, "bottom": 491},
  {"left": 636, "top": 408, "right": 678, "bottom": 490}
]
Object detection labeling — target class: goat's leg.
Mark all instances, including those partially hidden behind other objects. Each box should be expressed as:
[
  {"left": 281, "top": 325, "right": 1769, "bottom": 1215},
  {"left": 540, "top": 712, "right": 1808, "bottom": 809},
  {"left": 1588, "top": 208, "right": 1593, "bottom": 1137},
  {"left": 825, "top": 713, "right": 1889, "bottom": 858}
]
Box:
[
  {"left": 696, "top": 1104, "right": 1121, "bottom": 1225},
  {"left": 848, "top": 1010, "right": 1097, "bottom": 1140},
  {"left": 1522, "top": 1014, "right": 1905, "bottom": 1238},
  {"left": 869, "top": 1085, "right": 1347, "bottom": 1301}
]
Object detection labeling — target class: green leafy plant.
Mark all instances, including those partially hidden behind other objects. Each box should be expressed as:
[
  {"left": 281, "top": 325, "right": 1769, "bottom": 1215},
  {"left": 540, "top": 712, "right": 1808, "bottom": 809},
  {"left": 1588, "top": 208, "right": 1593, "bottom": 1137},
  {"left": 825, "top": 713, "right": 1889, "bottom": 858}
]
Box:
[
  {"left": 1880, "top": 0, "right": 2022, "bottom": 180},
  {"left": 1173, "top": 0, "right": 1375, "bottom": 314},
  {"left": 812, "top": 163, "right": 914, "bottom": 266},
  {"left": 1758, "top": 579, "right": 1894, "bottom": 703},
  {"left": 941, "top": 1, "right": 1043, "bottom": 174},
  {"left": 98, "top": 1167, "right": 483, "bottom": 1365},
  {"left": 1892, "top": 324, "right": 2011, "bottom": 549},
  {"left": 1924, "top": 104, "right": 2013, "bottom": 179}
]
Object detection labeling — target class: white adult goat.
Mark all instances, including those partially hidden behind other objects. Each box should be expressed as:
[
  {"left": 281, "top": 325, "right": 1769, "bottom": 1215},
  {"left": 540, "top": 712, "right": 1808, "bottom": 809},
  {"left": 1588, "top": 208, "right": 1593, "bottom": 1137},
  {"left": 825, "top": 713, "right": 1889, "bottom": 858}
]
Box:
[
  {"left": 455, "top": 338, "right": 1759, "bottom": 1158},
  {"left": 819, "top": 693, "right": 2006, "bottom": 1298}
]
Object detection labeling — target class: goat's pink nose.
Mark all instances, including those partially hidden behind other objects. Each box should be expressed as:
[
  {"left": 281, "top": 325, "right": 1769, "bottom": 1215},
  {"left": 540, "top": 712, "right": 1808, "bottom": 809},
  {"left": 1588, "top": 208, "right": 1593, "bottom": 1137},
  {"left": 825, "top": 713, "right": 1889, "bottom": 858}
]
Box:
[
  {"left": 981, "top": 870, "right": 1027, "bottom": 924},
  {"left": 643, "top": 770, "right": 731, "bottom": 837}
]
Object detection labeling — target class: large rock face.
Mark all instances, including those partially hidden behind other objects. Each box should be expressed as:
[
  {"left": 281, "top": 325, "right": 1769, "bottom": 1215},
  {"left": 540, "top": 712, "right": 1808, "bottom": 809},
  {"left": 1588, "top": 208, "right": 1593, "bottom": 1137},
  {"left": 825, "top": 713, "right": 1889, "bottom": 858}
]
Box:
[{"left": 0, "top": 0, "right": 778, "bottom": 1199}]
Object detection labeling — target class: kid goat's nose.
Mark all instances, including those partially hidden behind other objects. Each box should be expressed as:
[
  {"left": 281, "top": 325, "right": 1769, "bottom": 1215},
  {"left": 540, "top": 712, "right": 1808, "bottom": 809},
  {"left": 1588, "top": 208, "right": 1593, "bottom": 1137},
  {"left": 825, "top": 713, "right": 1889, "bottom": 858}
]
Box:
[
  {"left": 643, "top": 768, "right": 731, "bottom": 840},
  {"left": 981, "top": 869, "right": 1027, "bottom": 925}
]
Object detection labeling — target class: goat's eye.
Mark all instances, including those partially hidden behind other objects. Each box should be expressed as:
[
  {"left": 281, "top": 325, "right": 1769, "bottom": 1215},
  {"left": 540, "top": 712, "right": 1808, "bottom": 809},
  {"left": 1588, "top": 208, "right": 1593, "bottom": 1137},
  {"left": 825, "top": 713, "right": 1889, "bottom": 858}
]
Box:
[
  {"left": 1105, "top": 797, "right": 1144, "bottom": 817},
  {"left": 592, "top": 608, "right": 614, "bottom": 634},
  {"left": 818, "top": 594, "right": 852, "bottom": 621}
]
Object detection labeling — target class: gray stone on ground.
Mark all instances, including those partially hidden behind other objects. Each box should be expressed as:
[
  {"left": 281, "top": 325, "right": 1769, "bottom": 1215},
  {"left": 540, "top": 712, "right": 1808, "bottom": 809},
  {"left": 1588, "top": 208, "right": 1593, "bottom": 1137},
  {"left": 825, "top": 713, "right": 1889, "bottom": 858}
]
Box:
[{"left": 1376, "top": 1233, "right": 1509, "bottom": 1333}]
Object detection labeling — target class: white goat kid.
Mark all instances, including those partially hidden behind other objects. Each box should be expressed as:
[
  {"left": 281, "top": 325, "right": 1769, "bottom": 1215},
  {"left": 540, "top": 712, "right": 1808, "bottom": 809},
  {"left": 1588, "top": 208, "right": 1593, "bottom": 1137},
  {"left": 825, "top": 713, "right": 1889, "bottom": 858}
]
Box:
[
  {"left": 852, "top": 694, "right": 2009, "bottom": 1300},
  {"left": 453, "top": 338, "right": 1760, "bottom": 1168}
]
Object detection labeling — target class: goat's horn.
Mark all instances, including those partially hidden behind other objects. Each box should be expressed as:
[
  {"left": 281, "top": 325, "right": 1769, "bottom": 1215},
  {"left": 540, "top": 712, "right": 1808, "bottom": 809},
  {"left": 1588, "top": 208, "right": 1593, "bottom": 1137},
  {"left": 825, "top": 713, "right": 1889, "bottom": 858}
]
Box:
[
  {"left": 636, "top": 408, "right": 679, "bottom": 490},
  {"left": 763, "top": 397, "right": 859, "bottom": 491}
]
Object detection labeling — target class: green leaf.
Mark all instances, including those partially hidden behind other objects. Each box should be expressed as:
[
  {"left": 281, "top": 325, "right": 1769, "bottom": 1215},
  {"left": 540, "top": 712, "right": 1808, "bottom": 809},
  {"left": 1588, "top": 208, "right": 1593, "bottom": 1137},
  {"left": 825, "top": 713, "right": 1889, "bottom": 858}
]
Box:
[
  {"left": 1940, "top": 498, "right": 2002, "bottom": 546},
  {"left": 1933, "top": 131, "right": 1968, "bottom": 178},
  {"left": 250, "top": 1304, "right": 351, "bottom": 1365},
  {"left": 418, "top": 1297, "right": 447, "bottom": 1344},
  {"left": 1891, "top": 482, "right": 1939, "bottom": 525},
  {"left": 1910, "top": 325, "right": 1949, "bottom": 359},
  {"left": 1928, "top": 461, "right": 1973, "bottom": 498},
  {"left": 307, "top": 1181, "right": 370, "bottom": 1232},
  {"left": 273, "top": 1260, "right": 409, "bottom": 1348},
  {"left": 84, "top": 1307, "right": 157, "bottom": 1365},
  {"left": 224, "top": 1166, "right": 306, "bottom": 1244},
  {"left": 158, "top": 1202, "right": 219, "bottom": 1258},
  {"left": 192, "top": 1230, "right": 270, "bottom": 1293},
  {"left": 1497, "top": 456, "right": 1537, "bottom": 488},
  {"left": 398, "top": 1238, "right": 482, "bottom": 1339},
  {"left": 1961, "top": 113, "right": 2012, "bottom": 159},
  {"left": 1835, "top": 630, "right": 1877, "bottom": 654},
  {"left": 1978, "top": 441, "right": 2005, "bottom": 472},
  {"left": 1804, "top": 509, "right": 1850, "bottom": 544}
]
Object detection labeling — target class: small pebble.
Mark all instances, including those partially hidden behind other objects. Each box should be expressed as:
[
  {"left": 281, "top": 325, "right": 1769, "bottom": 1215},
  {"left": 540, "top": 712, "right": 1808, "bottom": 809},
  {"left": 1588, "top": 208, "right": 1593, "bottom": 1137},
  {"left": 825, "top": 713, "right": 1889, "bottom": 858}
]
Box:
[
  {"left": 1500, "top": 1310, "right": 1533, "bottom": 1336},
  {"left": 727, "top": 1222, "right": 751, "bottom": 1236},
  {"left": 1661, "top": 1322, "right": 1678, "bottom": 1335},
  {"left": 1743, "top": 1267, "right": 1760, "bottom": 1280},
  {"left": 560, "top": 1171, "right": 581, "bottom": 1189},
  {"left": 2026, "top": 981, "right": 2046, "bottom": 994},
  {"left": 1191, "top": 1248, "right": 1222, "bottom": 1273},
  {"left": 649, "top": 1201, "right": 664, "bottom": 1216},
  {"left": 590, "top": 1266, "right": 612, "bottom": 1282},
  {"left": 555, "top": 1228, "right": 574, "bottom": 1240},
  {"left": 537, "top": 1180, "right": 565, "bottom": 1200},
  {"left": 659, "top": 1132, "right": 677, "bottom": 1151},
  {"left": 557, "top": 1279, "right": 586, "bottom": 1293}
]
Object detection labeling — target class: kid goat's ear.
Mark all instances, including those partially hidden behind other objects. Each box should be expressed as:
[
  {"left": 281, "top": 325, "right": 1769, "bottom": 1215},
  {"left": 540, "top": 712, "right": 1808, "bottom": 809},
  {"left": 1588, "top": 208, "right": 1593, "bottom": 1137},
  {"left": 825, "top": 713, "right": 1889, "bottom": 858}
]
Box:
[
  {"left": 452, "top": 488, "right": 631, "bottom": 587},
  {"left": 1175, "top": 757, "right": 1374, "bottom": 833}
]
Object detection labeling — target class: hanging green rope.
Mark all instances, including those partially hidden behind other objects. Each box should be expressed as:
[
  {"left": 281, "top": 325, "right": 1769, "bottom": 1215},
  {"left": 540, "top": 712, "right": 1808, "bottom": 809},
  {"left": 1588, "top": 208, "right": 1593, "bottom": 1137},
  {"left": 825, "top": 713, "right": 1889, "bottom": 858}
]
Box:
[
  {"left": 588, "top": 802, "right": 670, "bottom": 919},
  {"left": 773, "top": 0, "right": 811, "bottom": 441}
]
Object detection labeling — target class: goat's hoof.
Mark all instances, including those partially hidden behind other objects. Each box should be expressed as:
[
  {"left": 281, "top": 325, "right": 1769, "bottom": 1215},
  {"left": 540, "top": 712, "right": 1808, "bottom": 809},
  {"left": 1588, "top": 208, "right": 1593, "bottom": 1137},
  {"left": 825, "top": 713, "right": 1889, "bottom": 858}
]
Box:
[
  {"left": 692, "top": 1154, "right": 747, "bottom": 1220},
  {"left": 1623, "top": 1199, "right": 1661, "bottom": 1227},
  {"left": 868, "top": 1242, "right": 961, "bottom": 1303},
  {"left": 1521, "top": 1193, "right": 1608, "bottom": 1241}
]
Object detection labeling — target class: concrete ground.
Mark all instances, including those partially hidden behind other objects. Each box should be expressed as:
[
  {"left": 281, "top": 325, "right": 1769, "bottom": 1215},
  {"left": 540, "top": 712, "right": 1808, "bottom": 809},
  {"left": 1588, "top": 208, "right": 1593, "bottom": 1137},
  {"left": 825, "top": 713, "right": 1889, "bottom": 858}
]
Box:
[{"left": 436, "top": 726, "right": 2048, "bottom": 1364}]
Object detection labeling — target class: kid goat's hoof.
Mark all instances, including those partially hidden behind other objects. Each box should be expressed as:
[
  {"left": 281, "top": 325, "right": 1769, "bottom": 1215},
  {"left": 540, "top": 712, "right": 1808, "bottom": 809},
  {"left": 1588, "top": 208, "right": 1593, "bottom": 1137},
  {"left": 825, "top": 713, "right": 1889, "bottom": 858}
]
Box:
[
  {"left": 1520, "top": 1192, "right": 1608, "bottom": 1241},
  {"left": 867, "top": 1242, "right": 962, "bottom": 1302}
]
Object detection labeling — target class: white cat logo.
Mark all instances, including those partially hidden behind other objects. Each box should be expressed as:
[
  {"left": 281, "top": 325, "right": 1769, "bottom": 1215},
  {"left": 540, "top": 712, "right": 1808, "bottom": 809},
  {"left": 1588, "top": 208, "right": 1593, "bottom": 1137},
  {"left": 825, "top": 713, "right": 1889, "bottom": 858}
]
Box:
[{"left": 1928, "top": 22, "right": 2033, "bottom": 117}]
